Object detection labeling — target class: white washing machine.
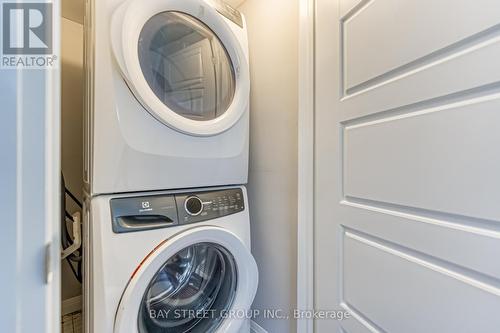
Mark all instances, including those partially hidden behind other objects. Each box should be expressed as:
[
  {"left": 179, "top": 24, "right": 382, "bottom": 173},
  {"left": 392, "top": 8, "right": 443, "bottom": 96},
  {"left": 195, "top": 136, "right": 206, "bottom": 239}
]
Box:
[
  {"left": 84, "top": 0, "right": 250, "bottom": 195},
  {"left": 84, "top": 186, "right": 258, "bottom": 333}
]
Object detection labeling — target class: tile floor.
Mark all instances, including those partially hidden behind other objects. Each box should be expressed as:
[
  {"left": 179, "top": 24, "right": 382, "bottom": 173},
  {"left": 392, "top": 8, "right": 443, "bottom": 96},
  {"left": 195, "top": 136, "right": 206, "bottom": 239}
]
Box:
[{"left": 61, "top": 311, "right": 82, "bottom": 333}]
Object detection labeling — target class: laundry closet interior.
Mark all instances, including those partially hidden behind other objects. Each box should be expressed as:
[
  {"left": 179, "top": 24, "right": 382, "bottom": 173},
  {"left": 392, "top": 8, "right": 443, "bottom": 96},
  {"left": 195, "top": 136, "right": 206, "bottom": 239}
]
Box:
[{"left": 60, "top": 0, "right": 298, "bottom": 332}]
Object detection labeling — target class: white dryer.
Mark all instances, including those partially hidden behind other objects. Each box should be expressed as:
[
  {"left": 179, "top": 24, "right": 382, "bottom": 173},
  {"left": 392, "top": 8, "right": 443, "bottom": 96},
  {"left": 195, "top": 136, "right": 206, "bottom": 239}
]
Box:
[
  {"left": 84, "top": 0, "right": 250, "bottom": 195},
  {"left": 84, "top": 186, "right": 258, "bottom": 333}
]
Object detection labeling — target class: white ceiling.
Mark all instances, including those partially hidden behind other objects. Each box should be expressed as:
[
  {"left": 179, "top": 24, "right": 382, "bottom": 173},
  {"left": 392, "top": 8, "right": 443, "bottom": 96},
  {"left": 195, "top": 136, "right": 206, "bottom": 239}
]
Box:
[{"left": 62, "top": 0, "right": 246, "bottom": 25}]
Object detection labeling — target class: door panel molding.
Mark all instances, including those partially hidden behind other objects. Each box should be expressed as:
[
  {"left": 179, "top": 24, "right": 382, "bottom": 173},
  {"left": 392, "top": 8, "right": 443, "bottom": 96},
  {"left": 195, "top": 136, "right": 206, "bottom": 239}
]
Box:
[
  {"left": 342, "top": 0, "right": 500, "bottom": 93},
  {"left": 343, "top": 93, "right": 500, "bottom": 221},
  {"left": 343, "top": 229, "right": 500, "bottom": 332},
  {"left": 344, "top": 23, "right": 500, "bottom": 97}
]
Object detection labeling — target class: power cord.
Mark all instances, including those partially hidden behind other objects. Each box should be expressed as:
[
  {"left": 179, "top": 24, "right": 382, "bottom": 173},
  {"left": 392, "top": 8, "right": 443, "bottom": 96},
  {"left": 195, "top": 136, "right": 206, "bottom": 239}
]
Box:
[
  {"left": 61, "top": 173, "right": 83, "bottom": 283},
  {"left": 65, "top": 187, "right": 83, "bottom": 209}
]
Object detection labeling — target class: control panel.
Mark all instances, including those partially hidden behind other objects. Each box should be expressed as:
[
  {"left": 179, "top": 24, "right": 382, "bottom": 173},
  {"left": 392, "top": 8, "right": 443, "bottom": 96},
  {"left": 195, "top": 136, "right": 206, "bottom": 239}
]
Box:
[
  {"left": 175, "top": 188, "right": 244, "bottom": 225},
  {"left": 110, "top": 188, "right": 244, "bottom": 233}
]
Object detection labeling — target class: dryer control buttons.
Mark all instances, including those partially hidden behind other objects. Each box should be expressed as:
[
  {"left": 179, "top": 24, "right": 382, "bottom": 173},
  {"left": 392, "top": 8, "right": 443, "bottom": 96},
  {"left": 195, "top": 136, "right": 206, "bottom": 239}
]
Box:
[{"left": 185, "top": 196, "right": 204, "bottom": 216}]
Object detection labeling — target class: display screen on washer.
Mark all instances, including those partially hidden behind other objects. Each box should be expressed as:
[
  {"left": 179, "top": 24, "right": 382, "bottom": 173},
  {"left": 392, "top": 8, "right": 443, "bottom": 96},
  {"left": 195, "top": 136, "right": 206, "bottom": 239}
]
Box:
[
  {"left": 138, "top": 12, "right": 235, "bottom": 121},
  {"left": 138, "top": 242, "right": 237, "bottom": 333},
  {"left": 110, "top": 188, "right": 244, "bottom": 233}
]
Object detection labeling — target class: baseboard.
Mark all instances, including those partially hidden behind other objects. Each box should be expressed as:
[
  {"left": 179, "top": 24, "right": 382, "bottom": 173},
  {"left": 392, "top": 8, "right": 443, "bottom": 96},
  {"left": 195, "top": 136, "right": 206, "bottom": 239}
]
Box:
[
  {"left": 251, "top": 320, "right": 269, "bottom": 333},
  {"left": 62, "top": 295, "right": 83, "bottom": 316}
]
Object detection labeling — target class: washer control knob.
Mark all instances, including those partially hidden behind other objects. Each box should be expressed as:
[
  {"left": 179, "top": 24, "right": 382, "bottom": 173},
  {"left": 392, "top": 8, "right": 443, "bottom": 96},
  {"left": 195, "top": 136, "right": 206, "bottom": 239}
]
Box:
[{"left": 184, "top": 196, "right": 203, "bottom": 216}]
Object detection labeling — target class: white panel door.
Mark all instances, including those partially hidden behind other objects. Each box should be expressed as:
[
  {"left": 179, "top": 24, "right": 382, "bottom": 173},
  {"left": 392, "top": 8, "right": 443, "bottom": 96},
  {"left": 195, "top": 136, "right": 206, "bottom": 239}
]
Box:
[{"left": 314, "top": 1, "right": 500, "bottom": 332}]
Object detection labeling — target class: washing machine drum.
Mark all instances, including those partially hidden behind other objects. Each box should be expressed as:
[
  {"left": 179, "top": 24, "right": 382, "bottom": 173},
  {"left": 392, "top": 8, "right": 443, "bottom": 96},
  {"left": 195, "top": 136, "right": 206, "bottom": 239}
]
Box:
[
  {"left": 114, "top": 227, "right": 258, "bottom": 333},
  {"left": 111, "top": 0, "right": 250, "bottom": 136},
  {"left": 139, "top": 243, "right": 237, "bottom": 332}
]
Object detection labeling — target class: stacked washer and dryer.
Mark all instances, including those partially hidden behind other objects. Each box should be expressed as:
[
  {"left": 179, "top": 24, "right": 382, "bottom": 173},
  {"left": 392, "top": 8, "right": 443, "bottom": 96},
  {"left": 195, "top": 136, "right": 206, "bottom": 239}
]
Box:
[{"left": 83, "top": 0, "right": 258, "bottom": 332}]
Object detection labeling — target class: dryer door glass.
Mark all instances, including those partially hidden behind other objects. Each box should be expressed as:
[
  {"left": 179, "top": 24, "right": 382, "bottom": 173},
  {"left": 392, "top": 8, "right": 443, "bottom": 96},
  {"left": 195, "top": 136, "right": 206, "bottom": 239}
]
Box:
[
  {"left": 138, "top": 12, "right": 236, "bottom": 121},
  {"left": 138, "top": 243, "right": 237, "bottom": 333}
]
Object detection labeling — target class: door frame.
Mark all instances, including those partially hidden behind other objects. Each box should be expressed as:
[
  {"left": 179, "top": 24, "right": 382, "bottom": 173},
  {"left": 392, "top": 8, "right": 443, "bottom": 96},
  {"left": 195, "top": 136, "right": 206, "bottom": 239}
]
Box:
[
  {"left": 0, "top": 13, "right": 62, "bottom": 333},
  {"left": 297, "top": 0, "right": 315, "bottom": 332}
]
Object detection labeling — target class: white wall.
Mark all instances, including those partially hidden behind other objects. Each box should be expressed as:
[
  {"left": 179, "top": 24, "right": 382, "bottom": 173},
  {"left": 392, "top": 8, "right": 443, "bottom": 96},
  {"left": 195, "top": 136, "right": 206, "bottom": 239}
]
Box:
[
  {"left": 238, "top": 1, "right": 299, "bottom": 332},
  {"left": 61, "top": 17, "right": 84, "bottom": 301}
]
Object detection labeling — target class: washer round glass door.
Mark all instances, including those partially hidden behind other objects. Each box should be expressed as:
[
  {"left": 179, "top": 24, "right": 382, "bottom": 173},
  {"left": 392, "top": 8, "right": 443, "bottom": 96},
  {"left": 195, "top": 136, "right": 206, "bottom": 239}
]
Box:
[
  {"left": 114, "top": 227, "right": 259, "bottom": 333},
  {"left": 138, "top": 12, "right": 235, "bottom": 122},
  {"left": 111, "top": 0, "right": 250, "bottom": 136},
  {"left": 139, "top": 243, "right": 237, "bottom": 332}
]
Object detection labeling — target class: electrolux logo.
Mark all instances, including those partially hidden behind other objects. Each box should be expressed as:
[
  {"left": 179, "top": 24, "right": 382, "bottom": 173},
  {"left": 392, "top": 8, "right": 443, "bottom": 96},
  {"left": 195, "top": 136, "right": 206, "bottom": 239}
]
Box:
[{"left": 1, "top": 1, "right": 57, "bottom": 68}]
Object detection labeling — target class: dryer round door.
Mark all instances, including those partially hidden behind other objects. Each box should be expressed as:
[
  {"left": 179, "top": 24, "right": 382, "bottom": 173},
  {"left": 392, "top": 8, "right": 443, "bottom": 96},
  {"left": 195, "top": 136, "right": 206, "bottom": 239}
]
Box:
[
  {"left": 111, "top": 0, "right": 250, "bottom": 136},
  {"left": 114, "top": 227, "right": 258, "bottom": 333}
]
